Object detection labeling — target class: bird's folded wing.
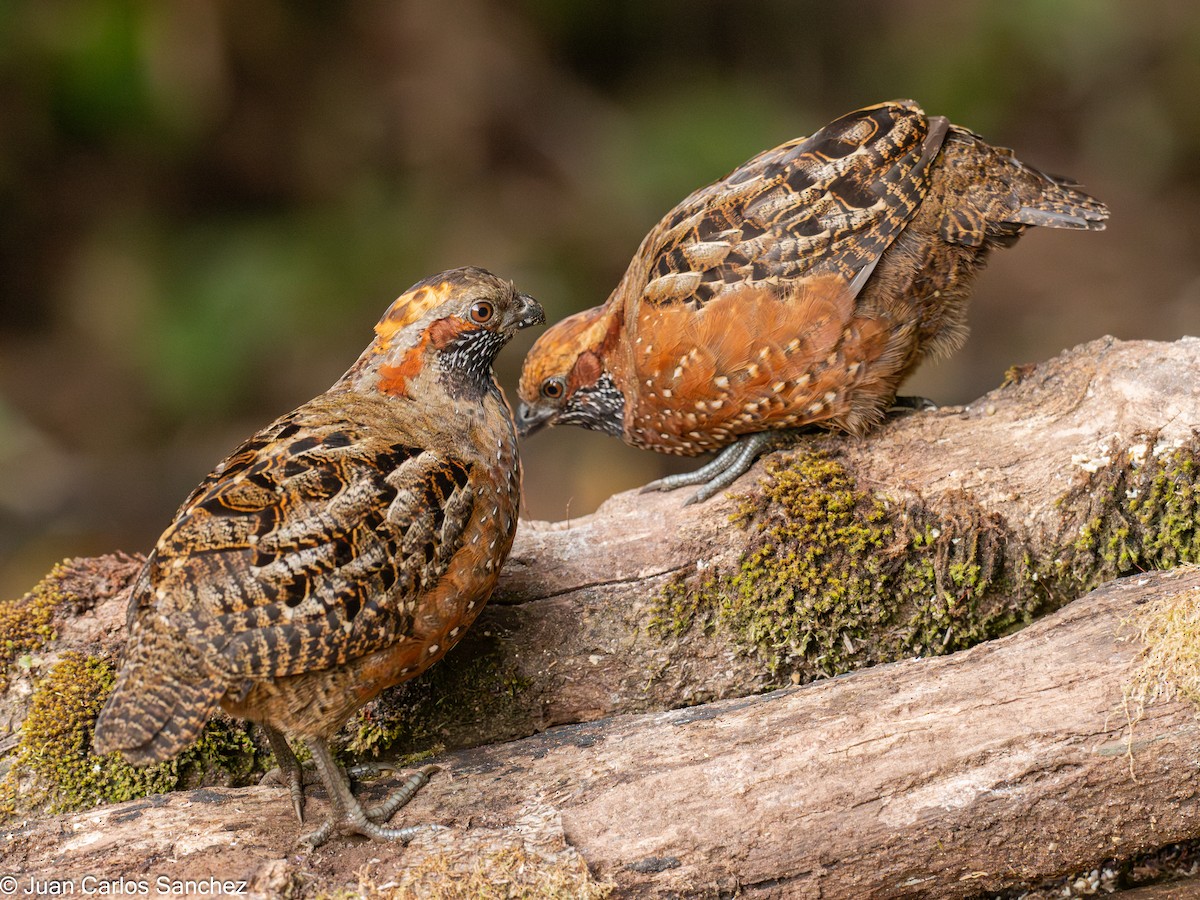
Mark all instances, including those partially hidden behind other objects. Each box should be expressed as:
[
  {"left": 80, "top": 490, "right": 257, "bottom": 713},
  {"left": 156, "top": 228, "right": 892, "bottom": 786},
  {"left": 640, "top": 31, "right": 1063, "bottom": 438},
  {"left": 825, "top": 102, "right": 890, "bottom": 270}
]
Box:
[
  {"left": 138, "top": 410, "right": 476, "bottom": 679},
  {"left": 615, "top": 100, "right": 948, "bottom": 323}
]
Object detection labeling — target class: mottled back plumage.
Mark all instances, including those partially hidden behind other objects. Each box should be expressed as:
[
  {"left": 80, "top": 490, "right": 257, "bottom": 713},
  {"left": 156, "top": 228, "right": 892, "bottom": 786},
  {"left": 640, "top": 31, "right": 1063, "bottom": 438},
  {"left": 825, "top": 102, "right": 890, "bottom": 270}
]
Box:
[
  {"left": 518, "top": 100, "right": 1107, "bottom": 499},
  {"left": 93, "top": 266, "right": 543, "bottom": 845}
]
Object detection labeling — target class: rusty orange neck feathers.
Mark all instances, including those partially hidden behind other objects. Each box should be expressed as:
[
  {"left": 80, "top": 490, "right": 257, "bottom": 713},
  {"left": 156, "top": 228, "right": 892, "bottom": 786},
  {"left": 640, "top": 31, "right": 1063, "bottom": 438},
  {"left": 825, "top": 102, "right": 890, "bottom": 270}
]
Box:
[{"left": 340, "top": 280, "right": 463, "bottom": 397}]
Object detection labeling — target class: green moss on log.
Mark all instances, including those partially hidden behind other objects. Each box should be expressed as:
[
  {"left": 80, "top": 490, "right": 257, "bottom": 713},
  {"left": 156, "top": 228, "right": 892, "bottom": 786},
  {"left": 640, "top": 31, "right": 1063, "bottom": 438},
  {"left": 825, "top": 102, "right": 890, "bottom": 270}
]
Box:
[
  {"left": 1061, "top": 438, "right": 1200, "bottom": 588},
  {"left": 0, "top": 652, "right": 263, "bottom": 820},
  {"left": 650, "top": 448, "right": 1051, "bottom": 680},
  {"left": 652, "top": 435, "right": 1200, "bottom": 683},
  {"left": 0, "top": 561, "right": 74, "bottom": 693}
]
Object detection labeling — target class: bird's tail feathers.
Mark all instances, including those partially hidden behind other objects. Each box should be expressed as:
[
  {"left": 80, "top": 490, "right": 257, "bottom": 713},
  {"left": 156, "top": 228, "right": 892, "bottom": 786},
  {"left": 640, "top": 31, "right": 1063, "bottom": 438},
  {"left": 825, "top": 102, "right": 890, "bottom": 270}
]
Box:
[
  {"left": 942, "top": 128, "right": 1109, "bottom": 241},
  {"left": 1005, "top": 169, "right": 1109, "bottom": 232},
  {"left": 93, "top": 641, "right": 223, "bottom": 765},
  {"left": 989, "top": 145, "right": 1109, "bottom": 232}
]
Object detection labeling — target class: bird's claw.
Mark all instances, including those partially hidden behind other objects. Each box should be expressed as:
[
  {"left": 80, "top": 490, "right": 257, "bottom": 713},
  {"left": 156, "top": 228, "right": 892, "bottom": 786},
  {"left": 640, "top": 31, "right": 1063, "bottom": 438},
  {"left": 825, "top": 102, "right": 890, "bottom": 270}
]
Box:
[{"left": 889, "top": 394, "right": 938, "bottom": 413}]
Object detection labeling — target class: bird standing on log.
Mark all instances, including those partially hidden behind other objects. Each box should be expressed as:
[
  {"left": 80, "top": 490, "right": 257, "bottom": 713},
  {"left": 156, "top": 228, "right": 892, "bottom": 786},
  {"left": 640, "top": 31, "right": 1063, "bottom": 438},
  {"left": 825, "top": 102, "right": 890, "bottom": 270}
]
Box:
[
  {"left": 517, "top": 99, "right": 1109, "bottom": 503},
  {"left": 93, "top": 267, "right": 543, "bottom": 847}
]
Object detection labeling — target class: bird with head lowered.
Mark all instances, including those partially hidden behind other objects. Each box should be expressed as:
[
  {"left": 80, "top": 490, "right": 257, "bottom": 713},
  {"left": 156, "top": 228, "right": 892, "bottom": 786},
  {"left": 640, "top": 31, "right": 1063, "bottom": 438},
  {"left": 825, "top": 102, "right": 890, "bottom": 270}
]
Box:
[{"left": 517, "top": 99, "right": 1108, "bottom": 503}]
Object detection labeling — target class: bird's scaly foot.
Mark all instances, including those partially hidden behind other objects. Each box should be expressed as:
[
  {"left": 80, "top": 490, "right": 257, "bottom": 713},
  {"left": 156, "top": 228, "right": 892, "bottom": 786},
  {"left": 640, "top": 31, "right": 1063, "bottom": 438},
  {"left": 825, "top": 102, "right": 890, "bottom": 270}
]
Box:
[
  {"left": 640, "top": 430, "right": 803, "bottom": 505},
  {"left": 298, "top": 738, "right": 443, "bottom": 849}
]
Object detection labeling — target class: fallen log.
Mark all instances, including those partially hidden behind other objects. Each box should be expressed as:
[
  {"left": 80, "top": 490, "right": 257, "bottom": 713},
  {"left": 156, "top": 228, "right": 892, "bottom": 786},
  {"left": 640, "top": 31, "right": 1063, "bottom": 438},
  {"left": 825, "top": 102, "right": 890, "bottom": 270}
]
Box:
[
  {"left": 3, "top": 566, "right": 1198, "bottom": 898},
  {"left": 4, "top": 336, "right": 1200, "bottom": 896}
]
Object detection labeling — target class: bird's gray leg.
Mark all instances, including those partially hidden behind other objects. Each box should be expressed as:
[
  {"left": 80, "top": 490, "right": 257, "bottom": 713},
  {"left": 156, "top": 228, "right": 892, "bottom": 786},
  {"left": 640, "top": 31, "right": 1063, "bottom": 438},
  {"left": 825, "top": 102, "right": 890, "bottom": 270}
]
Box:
[
  {"left": 298, "top": 738, "right": 436, "bottom": 848},
  {"left": 259, "top": 725, "right": 307, "bottom": 823},
  {"left": 640, "top": 430, "right": 803, "bottom": 505},
  {"left": 640, "top": 441, "right": 748, "bottom": 495}
]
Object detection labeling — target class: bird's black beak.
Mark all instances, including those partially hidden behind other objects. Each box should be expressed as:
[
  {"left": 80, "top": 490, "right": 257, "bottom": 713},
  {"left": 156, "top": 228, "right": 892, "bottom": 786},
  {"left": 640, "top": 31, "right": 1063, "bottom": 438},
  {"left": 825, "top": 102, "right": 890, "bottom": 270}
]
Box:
[
  {"left": 516, "top": 401, "right": 555, "bottom": 438},
  {"left": 515, "top": 293, "right": 545, "bottom": 331}
]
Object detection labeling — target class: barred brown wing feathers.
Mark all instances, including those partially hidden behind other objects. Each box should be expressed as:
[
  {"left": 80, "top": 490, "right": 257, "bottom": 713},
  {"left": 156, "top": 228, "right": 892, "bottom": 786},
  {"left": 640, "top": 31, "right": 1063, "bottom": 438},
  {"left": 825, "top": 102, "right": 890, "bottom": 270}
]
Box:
[
  {"left": 119, "top": 416, "right": 312, "bottom": 632},
  {"left": 386, "top": 452, "right": 476, "bottom": 592},
  {"left": 147, "top": 420, "right": 475, "bottom": 681},
  {"left": 616, "top": 101, "right": 947, "bottom": 319},
  {"left": 166, "top": 412, "right": 309, "bottom": 520}
]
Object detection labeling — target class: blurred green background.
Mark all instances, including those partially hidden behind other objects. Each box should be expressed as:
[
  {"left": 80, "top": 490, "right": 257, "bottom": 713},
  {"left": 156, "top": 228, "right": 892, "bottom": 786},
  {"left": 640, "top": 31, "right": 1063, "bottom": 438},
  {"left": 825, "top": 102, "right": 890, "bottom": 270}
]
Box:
[{"left": 2, "top": 0, "right": 1199, "bottom": 597}]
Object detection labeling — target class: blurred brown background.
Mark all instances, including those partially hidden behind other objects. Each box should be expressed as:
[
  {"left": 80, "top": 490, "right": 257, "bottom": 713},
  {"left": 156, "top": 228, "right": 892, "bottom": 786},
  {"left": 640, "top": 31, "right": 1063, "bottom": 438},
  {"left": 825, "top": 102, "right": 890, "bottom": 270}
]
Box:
[{"left": 2, "top": 0, "right": 1199, "bottom": 598}]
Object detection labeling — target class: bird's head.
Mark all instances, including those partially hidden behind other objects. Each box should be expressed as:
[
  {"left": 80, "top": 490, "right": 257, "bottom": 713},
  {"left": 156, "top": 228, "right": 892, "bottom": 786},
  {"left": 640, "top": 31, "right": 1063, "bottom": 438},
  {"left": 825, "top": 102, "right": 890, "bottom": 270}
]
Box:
[
  {"left": 347, "top": 266, "right": 543, "bottom": 398},
  {"left": 516, "top": 305, "right": 625, "bottom": 438}
]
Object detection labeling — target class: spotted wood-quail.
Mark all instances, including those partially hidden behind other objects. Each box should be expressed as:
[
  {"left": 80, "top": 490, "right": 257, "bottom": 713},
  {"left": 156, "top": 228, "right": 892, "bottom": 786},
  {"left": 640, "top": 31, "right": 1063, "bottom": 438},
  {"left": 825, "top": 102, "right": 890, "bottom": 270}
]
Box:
[
  {"left": 93, "top": 267, "right": 543, "bottom": 846},
  {"left": 516, "top": 99, "right": 1109, "bottom": 502}
]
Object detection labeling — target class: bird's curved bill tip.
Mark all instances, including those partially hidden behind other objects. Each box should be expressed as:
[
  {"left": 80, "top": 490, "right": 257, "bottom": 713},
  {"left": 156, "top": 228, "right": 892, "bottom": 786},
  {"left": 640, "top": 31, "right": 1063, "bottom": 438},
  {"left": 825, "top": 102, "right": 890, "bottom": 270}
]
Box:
[
  {"left": 516, "top": 402, "right": 554, "bottom": 437},
  {"left": 516, "top": 293, "right": 545, "bottom": 330}
]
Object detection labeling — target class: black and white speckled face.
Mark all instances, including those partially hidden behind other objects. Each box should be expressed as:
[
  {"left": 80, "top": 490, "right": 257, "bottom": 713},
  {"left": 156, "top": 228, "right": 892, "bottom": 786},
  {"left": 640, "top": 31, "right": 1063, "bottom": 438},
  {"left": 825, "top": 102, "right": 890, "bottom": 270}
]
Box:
[
  {"left": 438, "top": 328, "right": 515, "bottom": 400},
  {"left": 556, "top": 373, "right": 626, "bottom": 437},
  {"left": 432, "top": 274, "right": 543, "bottom": 400},
  {"left": 516, "top": 372, "right": 625, "bottom": 438}
]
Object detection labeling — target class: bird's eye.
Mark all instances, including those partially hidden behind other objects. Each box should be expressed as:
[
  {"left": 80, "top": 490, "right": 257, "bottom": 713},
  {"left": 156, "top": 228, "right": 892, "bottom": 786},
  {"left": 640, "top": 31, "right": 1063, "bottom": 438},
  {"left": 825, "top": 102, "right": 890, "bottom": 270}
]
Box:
[
  {"left": 469, "top": 301, "right": 494, "bottom": 324},
  {"left": 541, "top": 377, "right": 565, "bottom": 400}
]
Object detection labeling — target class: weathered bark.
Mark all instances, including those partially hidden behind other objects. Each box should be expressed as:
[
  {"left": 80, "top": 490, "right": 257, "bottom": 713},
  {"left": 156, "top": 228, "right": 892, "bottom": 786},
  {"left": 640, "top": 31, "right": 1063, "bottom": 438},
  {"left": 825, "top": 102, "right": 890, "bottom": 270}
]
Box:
[
  {"left": 4, "top": 337, "right": 1200, "bottom": 896},
  {"left": 3, "top": 567, "right": 1198, "bottom": 898}
]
